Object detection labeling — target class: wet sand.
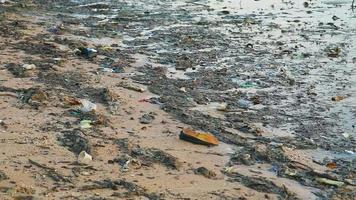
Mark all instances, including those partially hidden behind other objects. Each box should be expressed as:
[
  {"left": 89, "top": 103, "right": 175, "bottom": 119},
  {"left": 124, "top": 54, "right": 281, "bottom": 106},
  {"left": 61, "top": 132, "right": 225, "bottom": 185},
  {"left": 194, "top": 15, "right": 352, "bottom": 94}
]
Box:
[{"left": 0, "top": 0, "right": 355, "bottom": 199}]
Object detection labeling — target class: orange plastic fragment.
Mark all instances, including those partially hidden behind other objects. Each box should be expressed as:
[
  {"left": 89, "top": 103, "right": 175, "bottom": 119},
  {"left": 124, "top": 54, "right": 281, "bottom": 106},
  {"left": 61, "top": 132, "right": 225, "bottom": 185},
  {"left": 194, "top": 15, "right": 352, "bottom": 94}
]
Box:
[
  {"left": 180, "top": 128, "right": 219, "bottom": 146},
  {"left": 326, "top": 162, "right": 337, "bottom": 169}
]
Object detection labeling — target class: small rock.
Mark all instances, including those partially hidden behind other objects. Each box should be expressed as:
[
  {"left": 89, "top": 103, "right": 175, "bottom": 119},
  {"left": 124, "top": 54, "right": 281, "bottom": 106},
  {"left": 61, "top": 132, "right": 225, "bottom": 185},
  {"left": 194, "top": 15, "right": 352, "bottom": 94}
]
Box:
[{"left": 139, "top": 113, "right": 155, "bottom": 124}]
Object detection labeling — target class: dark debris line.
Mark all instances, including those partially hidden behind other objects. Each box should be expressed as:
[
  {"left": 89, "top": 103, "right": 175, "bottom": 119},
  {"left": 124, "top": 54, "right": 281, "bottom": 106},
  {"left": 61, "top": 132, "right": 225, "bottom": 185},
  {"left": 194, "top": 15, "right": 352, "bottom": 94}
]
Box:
[{"left": 1, "top": 0, "right": 355, "bottom": 199}]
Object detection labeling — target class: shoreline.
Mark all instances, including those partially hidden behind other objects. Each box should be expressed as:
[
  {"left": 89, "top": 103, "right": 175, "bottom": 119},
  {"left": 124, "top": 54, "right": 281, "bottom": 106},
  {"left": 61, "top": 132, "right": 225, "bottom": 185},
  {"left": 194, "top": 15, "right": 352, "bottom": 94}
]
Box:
[{"left": 0, "top": 1, "right": 355, "bottom": 199}]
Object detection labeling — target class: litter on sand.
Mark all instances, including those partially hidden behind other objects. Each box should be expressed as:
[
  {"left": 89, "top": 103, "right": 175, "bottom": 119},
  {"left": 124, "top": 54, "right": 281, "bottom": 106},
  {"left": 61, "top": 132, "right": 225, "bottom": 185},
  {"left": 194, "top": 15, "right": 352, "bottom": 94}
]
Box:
[{"left": 179, "top": 128, "right": 219, "bottom": 146}]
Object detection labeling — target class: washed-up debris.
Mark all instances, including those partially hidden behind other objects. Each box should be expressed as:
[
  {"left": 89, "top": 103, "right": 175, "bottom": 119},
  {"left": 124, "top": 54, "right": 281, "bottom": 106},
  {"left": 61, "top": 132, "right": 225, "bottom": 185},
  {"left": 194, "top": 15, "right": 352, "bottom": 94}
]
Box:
[
  {"left": 71, "top": 110, "right": 111, "bottom": 127},
  {"left": 75, "top": 47, "right": 97, "bottom": 58},
  {"left": 108, "top": 154, "right": 141, "bottom": 172},
  {"left": 28, "top": 159, "right": 71, "bottom": 182},
  {"left": 81, "top": 179, "right": 162, "bottom": 199},
  {"left": 63, "top": 96, "right": 81, "bottom": 106},
  {"left": 19, "top": 88, "right": 48, "bottom": 106},
  {"left": 194, "top": 167, "right": 216, "bottom": 179},
  {"left": 226, "top": 172, "right": 296, "bottom": 198},
  {"left": 116, "top": 82, "right": 146, "bottom": 93},
  {"left": 5, "top": 63, "right": 35, "bottom": 78},
  {"left": 326, "top": 46, "right": 341, "bottom": 58},
  {"left": 79, "top": 99, "right": 97, "bottom": 113},
  {"left": 179, "top": 128, "right": 219, "bottom": 146},
  {"left": 344, "top": 150, "right": 354, "bottom": 155},
  {"left": 116, "top": 138, "right": 181, "bottom": 170},
  {"left": 102, "top": 87, "right": 120, "bottom": 103},
  {"left": 223, "top": 166, "right": 239, "bottom": 174},
  {"left": 139, "top": 113, "right": 155, "bottom": 124},
  {"left": 77, "top": 151, "right": 92, "bottom": 164},
  {"left": 331, "top": 96, "right": 346, "bottom": 102},
  {"left": 80, "top": 120, "right": 92, "bottom": 129},
  {"left": 315, "top": 177, "right": 344, "bottom": 187},
  {"left": 345, "top": 179, "right": 356, "bottom": 186},
  {"left": 58, "top": 130, "right": 91, "bottom": 155},
  {"left": 99, "top": 58, "right": 126, "bottom": 73},
  {"left": 22, "top": 64, "right": 36, "bottom": 70},
  {"left": 47, "top": 24, "right": 65, "bottom": 34},
  {"left": 326, "top": 162, "right": 337, "bottom": 169}
]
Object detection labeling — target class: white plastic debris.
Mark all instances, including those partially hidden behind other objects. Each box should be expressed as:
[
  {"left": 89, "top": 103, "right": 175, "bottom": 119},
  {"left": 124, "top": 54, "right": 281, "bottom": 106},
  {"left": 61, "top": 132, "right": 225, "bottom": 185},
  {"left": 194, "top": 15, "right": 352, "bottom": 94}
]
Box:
[
  {"left": 77, "top": 151, "right": 92, "bottom": 164},
  {"left": 22, "top": 64, "right": 37, "bottom": 70},
  {"left": 80, "top": 99, "right": 97, "bottom": 112},
  {"left": 0, "top": 0, "right": 6, "bottom": 4},
  {"left": 342, "top": 133, "right": 350, "bottom": 138},
  {"left": 80, "top": 120, "right": 92, "bottom": 129},
  {"left": 345, "top": 150, "right": 355, "bottom": 155}
]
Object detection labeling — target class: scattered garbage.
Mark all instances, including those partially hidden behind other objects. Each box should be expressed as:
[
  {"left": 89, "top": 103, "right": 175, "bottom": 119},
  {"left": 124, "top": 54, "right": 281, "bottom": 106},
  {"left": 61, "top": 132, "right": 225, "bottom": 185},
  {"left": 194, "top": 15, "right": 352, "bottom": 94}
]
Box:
[
  {"left": 1, "top": 0, "right": 355, "bottom": 199},
  {"left": 116, "top": 138, "right": 182, "bottom": 170},
  {"left": 77, "top": 151, "right": 93, "bottom": 164},
  {"left": 344, "top": 150, "right": 355, "bottom": 155},
  {"left": 22, "top": 64, "right": 36, "bottom": 70},
  {"left": 108, "top": 154, "right": 141, "bottom": 172},
  {"left": 117, "top": 82, "right": 146, "bottom": 93},
  {"left": 75, "top": 47, "right": 97, "bottom": 58},
  {"left": 80, "top": 120, "right": 92, "bottom": 129},
  {"left": 179, "top": 128, "right": 219, "bottom": 146},
  {"left": 63, "top": 96, "right": 81, "bottom": 106},
  {"left": 315, "top": 178, "right": 344, "bottom": 187},
  {"left": 326, "top": 162, "right": 337, "bottom": 169},
  {"left": 179, "top": 87, "right": 187, "bottom": 93},
  {"left": 80, "top": 99, "right": 97, "bottom": 113}
]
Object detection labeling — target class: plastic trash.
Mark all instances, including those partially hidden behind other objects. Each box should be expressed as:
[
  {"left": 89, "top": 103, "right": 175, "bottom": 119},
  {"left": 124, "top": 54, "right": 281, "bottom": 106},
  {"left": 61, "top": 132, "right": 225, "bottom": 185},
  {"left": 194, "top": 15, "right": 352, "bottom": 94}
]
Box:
[
  {"left": 22, "top": 64, "right": 36, "bottom": 70},
  {"left": 77, "top": 151, "right": 92, "bottom": 164},
  {"left": 80, "top": 120, "right": 92, "bottom": 129},
  {"left": 80, "top": 99, "right": 97, "bottom": 112},
  {"left": 76, "top": 47, "right": 97, "bottom": 58},
  {"left": 315, "top": 178, "right": 344, "bottom": 187},
  {"left": 179, "top": 128, "right": 219, "bottom": 146}
]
